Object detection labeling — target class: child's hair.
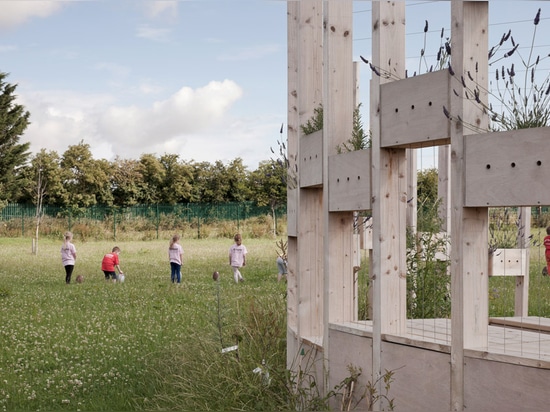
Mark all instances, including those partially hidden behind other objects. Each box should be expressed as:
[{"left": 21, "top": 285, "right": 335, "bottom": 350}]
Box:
[
  {"left": 546, "top": 226, "right": 550, "bottom": 235},
  {"left": 234, "top": 233, "right": 242, "bottom": 242},
  {"left": 112, "top": 246, "right": 121, "bottom": 253},
  {"left": 62, "top": 232, "right": 73, "bottom": 251},
  {"left": 170, "top": 234, "right": 180, "bottom": 247}
]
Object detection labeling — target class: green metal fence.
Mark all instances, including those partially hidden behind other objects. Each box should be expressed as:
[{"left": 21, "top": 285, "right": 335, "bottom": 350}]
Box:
[{"left": 0, "top": 202, "right": 287, "bottom": 239}]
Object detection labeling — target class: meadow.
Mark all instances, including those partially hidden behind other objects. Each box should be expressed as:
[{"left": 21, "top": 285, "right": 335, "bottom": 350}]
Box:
[
  {"left": 3, "top": 225, "right": 550, "bottom": 411},
  {"left": 0, "top": 236, "right": 291, "bottom": 411}
]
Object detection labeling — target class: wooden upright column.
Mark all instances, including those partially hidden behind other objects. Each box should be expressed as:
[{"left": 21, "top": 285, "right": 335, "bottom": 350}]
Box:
[
  {"left": 449, "top": 2, "right": 489, "bottom": 410},
  {"left": 371, "top": 2, "right": 406, "bottom": 409}
]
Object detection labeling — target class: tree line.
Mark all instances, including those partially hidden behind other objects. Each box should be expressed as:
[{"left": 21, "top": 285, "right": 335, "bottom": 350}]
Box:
[{"left": 0, "top": 72, "right": 286, "bottom": 213}]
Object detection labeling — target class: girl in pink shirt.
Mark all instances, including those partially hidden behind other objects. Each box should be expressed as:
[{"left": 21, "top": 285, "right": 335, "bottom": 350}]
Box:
[{"left": 169, "top": 234, "right": 184, "bottom": 283}]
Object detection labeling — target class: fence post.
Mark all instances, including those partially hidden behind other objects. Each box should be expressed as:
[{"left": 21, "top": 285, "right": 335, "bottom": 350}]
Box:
[
  {"left": 237, "top": 203, "right": 240, "bottom": 232},
  {"left": 156, "top": 204, "right": 160, "bottom": 239},
  {"left": 113, "top": 208, "right": 117, "bottom": 240}
]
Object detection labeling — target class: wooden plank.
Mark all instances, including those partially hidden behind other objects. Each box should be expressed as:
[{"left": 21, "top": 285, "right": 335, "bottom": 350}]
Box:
[
  {"left": 296, "top": 0, "right": 323, "bottom": 342},
  {"left": 286, "top": 188, "right": 297, "bottom": 237},
  {"left": 380, "top": 70, "right": 451, "bottom": 148},
  {"left": 464, "top": 127, "right": 550, "bottom": 207},
  {"left": 299, "top": 129, "right": 323, "bottom": 188},
  {"left": 286, "top": 1, "right": 299, "bottom": 370},
  {"left": 328, "top": 149, "right": 371, "bottom": 211},
  {"left": 449, "top": 3, "right": 489, "bottom": 410},
  {"left": 371, "top": 3, "right": 406, "bottom": 410},
  {"left": 322, "top": 6, "right": 355, "bottom": 398},
  {"left": 488, "top": 248, "right": 527, "bottom": 277}
]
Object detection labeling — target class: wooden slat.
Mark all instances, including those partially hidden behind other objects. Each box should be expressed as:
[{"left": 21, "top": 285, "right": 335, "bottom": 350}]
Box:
[
  {"left": 464, "top": 127, "right": 550, "bottom": 207},
  {"left": 328, "top": 149, "right": 371, "bottom": 211},
  {"left": 488, "top": 248, "right": 527, "bottom": 277},
  {"left": 380, "top": 70, "right": 451, "bottom": 148},
  {"left": 299, "top": 129, "right": 323, "bottom": 188}
]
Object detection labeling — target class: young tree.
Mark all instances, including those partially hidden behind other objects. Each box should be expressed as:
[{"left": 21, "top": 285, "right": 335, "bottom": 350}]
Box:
[
  {"left": 0, "top": 72, "right": 31, "bottom": 206},
  {"left": 249, "top": 159, "right": 287, "bottom": 234},
  {"left": 18, "top": 149, "right": 63, "bottom": 253}
]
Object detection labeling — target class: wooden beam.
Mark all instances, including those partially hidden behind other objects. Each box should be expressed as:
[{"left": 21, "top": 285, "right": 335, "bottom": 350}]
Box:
[
  {"left": 449, "top": 2, "right": 489, "bottom": 410},
  {"left": 322, "top": 0, "right": 355, "bottom": 395},
  {"left": 371, "top": 2, "right": 406, "bottom": 410}
]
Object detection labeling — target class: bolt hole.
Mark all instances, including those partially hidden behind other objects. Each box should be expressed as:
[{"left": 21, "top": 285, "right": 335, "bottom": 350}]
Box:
[
  {"left": 537, "top": 160, "right": 542, "bottom": 166},
  {"left": 411, "top": 104, "right": 415, "bottom": 110},
  {"left": 486, "top": 164, "right": 491, "bottom": 169},
  {"left": 395, "top": 108, "right": 399, "bottom": 113},
  {"left": 428, "top": 101, "right": 433, "bottom": 106},
  {"left": 511, "top": 162, "right": 516, "bottom": 168}
]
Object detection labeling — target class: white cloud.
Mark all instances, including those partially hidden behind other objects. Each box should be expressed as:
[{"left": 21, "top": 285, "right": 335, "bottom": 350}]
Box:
[
  {"left": 0, "top": 1, "right": 64, "bottom": 30},
  {"left": 0, "top": 44, "right": 17, "bottom": 53},
  {"left": 143, "top": 0, "right": 178, "bottom": 20},
  {"left": 15, "top": 80, "right": 282, "bottom": 168},
  {"left": 98, "top": 80, "right": 243, "bottom": 154},
  {"left": 136, "top": 25, "right": 172, "bottom": 42}
]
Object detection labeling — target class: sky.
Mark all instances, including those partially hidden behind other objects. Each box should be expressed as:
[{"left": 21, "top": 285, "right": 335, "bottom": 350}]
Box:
[{"left": 2, "top": 1, "right": 550, "bottom": 170}]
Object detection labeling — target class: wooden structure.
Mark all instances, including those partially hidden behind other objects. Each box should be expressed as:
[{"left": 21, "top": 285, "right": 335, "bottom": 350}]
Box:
[{"left": 286, "top": 1, "right": 550, "bottom": 411}]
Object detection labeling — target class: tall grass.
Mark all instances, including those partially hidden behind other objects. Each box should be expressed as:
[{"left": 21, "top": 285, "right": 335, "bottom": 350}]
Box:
[{"left": 0, "top": 237, "right": 289, "bottom": 411}]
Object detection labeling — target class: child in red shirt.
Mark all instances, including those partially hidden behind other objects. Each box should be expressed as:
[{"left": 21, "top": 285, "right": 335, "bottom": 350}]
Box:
[
  {"left": 102, "top": 246, "right": 124, "bottom": 282},
  {"left": 544, "top": 227, "right": 550, "bottom": 276}
]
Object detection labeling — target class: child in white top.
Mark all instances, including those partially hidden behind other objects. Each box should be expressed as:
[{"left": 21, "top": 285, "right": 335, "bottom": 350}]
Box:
[
  {"left": 229, "top": 233, "right": 247, "bottom": 283},
  {"left": 61, "top": 231, "right": 77, "bottom": 284},
  {"left": 169, "top": 234, "right": 184, "bottom": 283}
]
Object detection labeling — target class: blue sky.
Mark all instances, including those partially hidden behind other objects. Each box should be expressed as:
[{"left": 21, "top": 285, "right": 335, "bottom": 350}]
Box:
[{"left": 1, "top": 1, "right": 549, "bottom": 170}]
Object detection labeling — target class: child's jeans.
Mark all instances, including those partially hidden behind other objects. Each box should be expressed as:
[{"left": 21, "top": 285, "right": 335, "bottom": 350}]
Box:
[{"left": 170, "top": 262, "right": 181, "bottom": 283}]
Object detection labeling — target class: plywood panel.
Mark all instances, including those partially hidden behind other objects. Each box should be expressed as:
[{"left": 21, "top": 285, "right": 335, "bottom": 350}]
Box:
[
  {"left": 328, "top": 149, "right": 371, "bottom": 211},
  {"left": 464, "top": 127, "right": 550, "bottom": 207},
  {"left": 300, "top": 129, "right": 323, "bottom": 188},
  {"left": 380, "top": 70, "right": 450, "bottom": 148},
  {"left": 381, "top": 341, "right": 451, "bottom": 411},
  {"left": 465, "top": 357, "right": 550, "bottom": 411}
]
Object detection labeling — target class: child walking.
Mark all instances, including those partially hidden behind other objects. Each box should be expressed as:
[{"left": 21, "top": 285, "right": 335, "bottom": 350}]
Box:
[
  {"left": 169, "top": 234, "right": 184, "bottom": 283},
  {"left": 61, "top": 231, "right": 77, "bottom": 284},
  {"left": 229, "top": 233, "right": 247, "bottom": 283}
]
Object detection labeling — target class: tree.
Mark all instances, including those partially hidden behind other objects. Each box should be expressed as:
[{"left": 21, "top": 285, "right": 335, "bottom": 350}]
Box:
[
  {"left": 158, "top": 154, "right": 194, "bottom": 204},
  {"left": 59, "top": 141, "right": 113, "bottom": 211},
  {"left": 225, "top": 158, "right": 251, "bottom": 202},
  {"left": 111, "top": 157, "right": 146, "bottom": 207},
  {"left": 250, "top": 159, "right": 287, "bottom": 234},
  {"left": 139, "top": 154, "right": 166, "bottom": 204},
  {"left": 0, "top": 72, "right": 31, "bottom": 205}
]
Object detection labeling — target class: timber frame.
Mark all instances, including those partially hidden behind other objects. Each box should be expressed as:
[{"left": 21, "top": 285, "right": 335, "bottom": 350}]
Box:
[{"left": 286, "top": 1, "right": 550, "bottom": 411}]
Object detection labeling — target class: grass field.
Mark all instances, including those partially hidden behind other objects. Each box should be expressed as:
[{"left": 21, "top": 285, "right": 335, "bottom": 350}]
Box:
[
  {"left": 3, "top": 230, "right": 550, "bottom": 411},
  {"left": 0, "top": 236, "right": 289, "bottom": 411}
]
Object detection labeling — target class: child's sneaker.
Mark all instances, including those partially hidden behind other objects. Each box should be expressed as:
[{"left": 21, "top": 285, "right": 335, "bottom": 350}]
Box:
[{"left": 543, "top": 267, "right": 548, "bottom": 276}]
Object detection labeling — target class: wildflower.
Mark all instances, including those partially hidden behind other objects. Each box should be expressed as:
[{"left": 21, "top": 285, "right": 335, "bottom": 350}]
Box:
[
  {"left": 448, "top": 64, "right": 455, "bottom": 76},
  {"left": 504, "top": 44, "right": 519, "bottom": 58},
  {"left": 534, "top": 8, "right": 541, "bottom": 25},
  {"left": 443, "top": 106, "right": 451, "bottom": 120}
]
